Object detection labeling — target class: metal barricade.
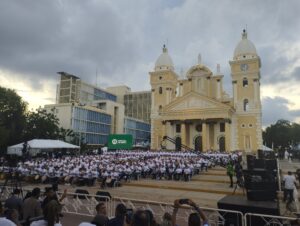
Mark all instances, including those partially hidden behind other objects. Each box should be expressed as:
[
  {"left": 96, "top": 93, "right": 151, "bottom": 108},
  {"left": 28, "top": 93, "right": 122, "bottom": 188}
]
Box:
[
  {"left": 56, "top": 191, "right": 112, "bottom": 217},
  {"left": 112, "top": 196, "right": 174, "bottom": 219},
  {"left": 112, "top": 197, "right": 244, "bottom": 226},
  {"left": 244, "top": 213, "right": 297, "bottom": 226},
  {"left": 1, "top": 186, "right": 112, "bottom": 218},
  {"left": 4, "top": 186, "right": 299, "bottom": 226},
  {"left": 201, "top": 206, "right": 244, "bottom": 226}
]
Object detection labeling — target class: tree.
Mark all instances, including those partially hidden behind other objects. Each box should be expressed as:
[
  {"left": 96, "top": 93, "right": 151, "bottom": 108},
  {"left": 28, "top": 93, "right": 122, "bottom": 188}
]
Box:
[
  {"left": 23, "top": 108, "right": 60, "bottom": 140},
  {"left": 58, "top": 127, "right": 77, "bottom": 143},
  {"left": 263, "top": 119, "right": 297, "bottom": 149},
  {"left": 0, "top": 87, "right": 27, "bottom": 154}
]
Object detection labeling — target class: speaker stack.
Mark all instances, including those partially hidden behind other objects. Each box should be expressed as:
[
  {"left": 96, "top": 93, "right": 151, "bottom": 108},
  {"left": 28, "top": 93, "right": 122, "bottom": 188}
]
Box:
[{"left": 244, "top": 155, "right": 278, "bottom": 201}]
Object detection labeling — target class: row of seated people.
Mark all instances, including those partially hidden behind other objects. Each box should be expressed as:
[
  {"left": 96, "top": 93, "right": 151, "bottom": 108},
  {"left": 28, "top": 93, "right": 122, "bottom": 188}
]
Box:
[
  {"left": 0, "top": 161, "right": 212, "bottom": 189},
  {"left": 99, "top": 163, "right": 211, "bottom": 189}
]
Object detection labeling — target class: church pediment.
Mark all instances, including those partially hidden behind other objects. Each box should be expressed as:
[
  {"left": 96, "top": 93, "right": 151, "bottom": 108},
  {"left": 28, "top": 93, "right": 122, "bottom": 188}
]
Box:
[{"left": 164, "top": 92, "right": 231, "bottom": 112}]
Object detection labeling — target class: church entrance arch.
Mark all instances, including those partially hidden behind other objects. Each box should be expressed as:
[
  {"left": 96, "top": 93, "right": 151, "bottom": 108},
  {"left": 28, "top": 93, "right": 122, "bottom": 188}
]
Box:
[
  {"left": 194, "top": 136, "right": 202, "bottom": 152},
  {"left": 175, "top": 137, "right": 182, "bottom": 152},
  {"left": 219, "top": 136, "right": 225, "bottom": 152}
]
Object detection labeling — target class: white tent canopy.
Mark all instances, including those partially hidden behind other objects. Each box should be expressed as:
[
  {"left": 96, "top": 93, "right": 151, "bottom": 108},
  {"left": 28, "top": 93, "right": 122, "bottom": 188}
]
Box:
[
  {"left": 7, "top": 139, "right": 80, "bottom": 156},
  {"left": 262, "top": 145, "right": 273, "bottom": 151}
]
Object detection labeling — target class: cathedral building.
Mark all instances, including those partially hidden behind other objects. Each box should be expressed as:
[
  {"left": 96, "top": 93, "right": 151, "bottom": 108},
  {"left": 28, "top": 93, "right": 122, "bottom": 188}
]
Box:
[{"left": 150, "top": 30, "right": 262, "bottom": 152}]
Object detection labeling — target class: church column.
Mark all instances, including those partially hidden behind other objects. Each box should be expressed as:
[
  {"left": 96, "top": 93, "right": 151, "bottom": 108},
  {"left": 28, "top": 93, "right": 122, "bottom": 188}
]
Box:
[
  {"left": 232, "top": 81, "right": 237, "bottom": 108},
  {"left": 202, "top": 123, "right": 207, "bottom": 152},
  {"left": 151, "top": 89, "right": 155, "bottom": 111},
  {"left": 181, "top": 122, "right": 186, "bottom": 149},
  {"left": 225, "top": 121, "right": 231, "bottom": 152}
]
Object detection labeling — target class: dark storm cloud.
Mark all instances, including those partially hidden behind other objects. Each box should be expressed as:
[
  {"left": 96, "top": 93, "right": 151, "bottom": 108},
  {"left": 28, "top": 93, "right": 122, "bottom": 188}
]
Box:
[
  {"left": 0, "top": 0, "right": 144, "bottom": 88},
  {"left": 1, "top": 0, "right": 300, "bottom": 124},
  {"left": 262, "top": 97, "right": 300, "bottom": 126}
]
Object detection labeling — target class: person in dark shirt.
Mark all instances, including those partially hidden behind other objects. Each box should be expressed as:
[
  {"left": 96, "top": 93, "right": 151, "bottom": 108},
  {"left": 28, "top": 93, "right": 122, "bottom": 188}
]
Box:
[
  {"left": 5, "top": 189, "right": 23, "bottom": 217},
  {"left": 91, "top": 203, "right": 109, "bottom": 226},
  {"left": 42, "top": 187, "right": 67, "bottom": 211},
  {"left": 108, "top": 203, "right": 126, "bottom": 226}
]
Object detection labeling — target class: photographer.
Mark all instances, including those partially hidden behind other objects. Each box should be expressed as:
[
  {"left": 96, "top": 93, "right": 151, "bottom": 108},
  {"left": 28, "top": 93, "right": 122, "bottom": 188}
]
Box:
[{"left": 172, "top": 199, "right": 208, "bottom": 226}]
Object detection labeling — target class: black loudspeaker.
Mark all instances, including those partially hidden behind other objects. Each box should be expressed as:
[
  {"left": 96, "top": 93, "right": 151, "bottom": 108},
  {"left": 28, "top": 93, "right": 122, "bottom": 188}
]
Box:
[
  {"left": 257, "top": 149, "right": 264, "bottom": 159},
  {"left": 96, "top": 191, "right": 112, "bottom": 202},
  {"left": 74, "top": 189, "right": 89, "bottom": 199},
  {"left": 253, "top": 159, "right": 265, "bottom": 169},
  {"left": 246, "top": 190, "right": 277, "bottom": 201},
  {"left": 246, "top": 155, "right": 256, "bottom": 170},
  {"left": 265, "top": 159, "right": 277, "bottom": 171}
]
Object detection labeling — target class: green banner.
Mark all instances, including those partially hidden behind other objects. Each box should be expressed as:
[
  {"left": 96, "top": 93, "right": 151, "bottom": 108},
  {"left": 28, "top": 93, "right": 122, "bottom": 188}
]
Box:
[{"left": 108, "top": 134, "right": 133, "bottom": 150}]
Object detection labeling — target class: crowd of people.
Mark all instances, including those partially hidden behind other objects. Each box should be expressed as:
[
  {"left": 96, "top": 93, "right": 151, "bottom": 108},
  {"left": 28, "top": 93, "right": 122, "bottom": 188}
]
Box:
[
  {"left": 0, "top": 150, "right": 241, "bottom": 226},
  {"left": 1, "top": 186, "right": 209, "bottom": 226},
  {"left": 0, "top": 151, "right": 237, "bottom": 188},
  {"left": 0, "top": 185, "right": 67, "bottom": 226}
]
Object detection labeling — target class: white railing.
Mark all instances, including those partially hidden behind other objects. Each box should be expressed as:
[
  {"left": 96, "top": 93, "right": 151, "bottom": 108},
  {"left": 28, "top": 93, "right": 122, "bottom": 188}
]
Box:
[
  {"left": 245, "top": 213, "right": 297, "bottom": 226},
  {"left": 201, "top": 206, "right": 244, "bottom": 226},
  {"left": 1, "top": 186, "right": 112, "bottom": 217},
  {"left": 57, "top": 191, "right": 112, "bottom": 217}
]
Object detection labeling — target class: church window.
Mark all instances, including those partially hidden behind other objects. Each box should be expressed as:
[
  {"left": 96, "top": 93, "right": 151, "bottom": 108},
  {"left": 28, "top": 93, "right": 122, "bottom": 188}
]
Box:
[
  {"left": 159, "top": 105, "right": 162, "bottom": 111},
  {"left": 241, "top": 124, "right": 245, "bottom": 128},
  {"left": 196, "top": 124, "right": 202, "bottom": 132},
  {"left": 159, "top": 87, "right": 163, "bottom": 94},
  {"left": 159, "top": 76, "right": 162, "bottom": 80},
  {"left": 243, "top": 99, "right": 249, "bottom": 111},
  {"left": 176, "top": 124, "right": 181, "bottom": 133},
  {"left": 220, "top": 123, "right": 225, "bottom": 132},
  {"left": 243, "top": 78, "right": 248, "bottom": 87},
  {"left": 249, "top": 124, "right": 253, "bottom": 128}
]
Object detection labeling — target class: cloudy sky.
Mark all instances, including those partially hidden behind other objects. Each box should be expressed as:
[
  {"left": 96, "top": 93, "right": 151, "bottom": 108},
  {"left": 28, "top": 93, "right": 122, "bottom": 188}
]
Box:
[{"left": 0, "top": 0, "right": 300, "bottom": 127}]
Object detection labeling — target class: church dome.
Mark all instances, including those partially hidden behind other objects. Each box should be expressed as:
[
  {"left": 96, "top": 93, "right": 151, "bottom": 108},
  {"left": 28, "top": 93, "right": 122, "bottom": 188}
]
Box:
[
  {"left": 155, "top": 45, "right": 174, "bottom": 71},
  {"left": 233, "top": 30, "right": 257, "bottom": 60}
]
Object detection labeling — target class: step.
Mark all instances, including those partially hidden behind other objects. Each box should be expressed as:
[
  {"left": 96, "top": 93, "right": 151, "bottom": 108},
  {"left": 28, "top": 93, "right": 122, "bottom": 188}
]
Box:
[{"left": 122, "top": 180, "right": 244, "bottom": 196}]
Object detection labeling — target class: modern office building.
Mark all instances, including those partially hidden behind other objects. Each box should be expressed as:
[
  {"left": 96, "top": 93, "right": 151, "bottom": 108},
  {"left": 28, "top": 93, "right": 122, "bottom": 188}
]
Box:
[
  {"left": 44, "top": 103, "right": 112, "bottom": 146},
  {"left": 150, "top": 30, "right": 262, "bottom": 152},
  {"left": 124, "top": 117, "right": 151, "bottom": 146},
  {"left": 47, "top": 72, "right": 151, "bottom": 147},
  {"left": 106, "top": 86, "right": 151, "bottom": 124},
  {"left": 57, "top": 72, "right": 117, "bottom": 104}
]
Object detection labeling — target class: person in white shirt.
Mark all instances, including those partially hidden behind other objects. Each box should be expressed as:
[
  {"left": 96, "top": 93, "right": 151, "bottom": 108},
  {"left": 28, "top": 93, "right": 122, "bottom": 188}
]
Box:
[{"left": 283, "top": 171, "right": 297, "bottom": 203}]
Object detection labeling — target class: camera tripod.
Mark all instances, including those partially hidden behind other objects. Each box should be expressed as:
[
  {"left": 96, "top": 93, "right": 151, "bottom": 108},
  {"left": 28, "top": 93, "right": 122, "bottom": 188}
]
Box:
[{"left": 0, "top": 171, "right": 23, "bottom": 199}]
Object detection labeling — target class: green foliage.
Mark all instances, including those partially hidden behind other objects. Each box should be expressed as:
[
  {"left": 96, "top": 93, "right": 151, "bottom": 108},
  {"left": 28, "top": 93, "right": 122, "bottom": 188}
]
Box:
[
  {"left": 0, "top": 87, "right": 27, "bottom": 154},
  {"left": 23, "top": 108, "right": 60, "bottom": 140},
  {"left": 263, "top": 119, "right": 300, "bottom": 149},
  {"left": 0, "top": 87, "right": 78, "bottom": 154}
]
